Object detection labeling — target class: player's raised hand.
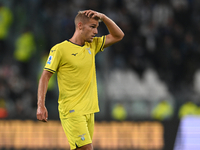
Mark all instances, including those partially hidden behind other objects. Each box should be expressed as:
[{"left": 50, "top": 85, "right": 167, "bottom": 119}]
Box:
[
  {"left": 37, "top": 106, "right": 48, "bottom": 122},
  {"left": 83, "top": 10, "right": 104, "bottom": 21}
]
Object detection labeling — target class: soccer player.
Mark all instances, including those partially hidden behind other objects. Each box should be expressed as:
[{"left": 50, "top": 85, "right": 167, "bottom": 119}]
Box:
[{"left": 37, "top": 10, "right": 124, "bottom": 150}]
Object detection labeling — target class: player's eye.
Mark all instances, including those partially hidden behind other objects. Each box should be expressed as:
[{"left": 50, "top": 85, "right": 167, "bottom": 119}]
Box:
[{"left": 90, "top": 26, "right": 95, "bottom": 28}]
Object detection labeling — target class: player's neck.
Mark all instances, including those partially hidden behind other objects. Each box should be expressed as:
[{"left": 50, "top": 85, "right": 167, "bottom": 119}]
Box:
[{"left": 69, "top": 32, "right": 85, "bottom": 46}]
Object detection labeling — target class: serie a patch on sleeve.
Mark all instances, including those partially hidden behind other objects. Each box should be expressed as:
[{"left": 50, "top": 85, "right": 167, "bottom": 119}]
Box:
[{"left": 47, "top": 55, "right": 53, "bottom": 64}]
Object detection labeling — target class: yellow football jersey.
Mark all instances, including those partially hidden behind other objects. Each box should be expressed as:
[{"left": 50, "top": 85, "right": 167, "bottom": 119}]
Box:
[{"left": 44, "top": 36, "right": 106, "bottom": 118}]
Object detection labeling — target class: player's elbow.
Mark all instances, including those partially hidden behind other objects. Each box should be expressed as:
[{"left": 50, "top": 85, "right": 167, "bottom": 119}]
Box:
[
  {"left": 119, "top": 31, "right": 125, "bottom": 40},
  {"left": 105, "top": 33, "right": 124, "bottom": 47},
  {"left": 115, "top": 32, "right": 124, "bottom": 42},
  {"left": 116, "top": 30, "right": 124, "bottom": 41}
]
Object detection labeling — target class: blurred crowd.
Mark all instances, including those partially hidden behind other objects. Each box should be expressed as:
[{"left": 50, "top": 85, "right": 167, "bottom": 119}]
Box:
[{"left": 0, "top": 0, "right": 200, "bottom": 120}]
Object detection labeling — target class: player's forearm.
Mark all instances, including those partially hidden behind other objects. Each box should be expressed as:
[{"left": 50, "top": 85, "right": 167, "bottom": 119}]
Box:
[
  {"left": 37, "top": 76, "right": 49, "bottom": 107},
  {"left": 101, "top": 14, "right": 124, "bottom": 40},
  {"left": 37, "top": 70, "right": 53, "bottom": 107},
  {"left": 38, "top": 70, "right": 53, "bottom": 107}
]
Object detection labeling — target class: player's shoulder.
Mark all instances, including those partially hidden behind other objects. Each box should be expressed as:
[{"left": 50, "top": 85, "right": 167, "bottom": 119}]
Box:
[
  {"left": 50, "top": 40, "right": 70, "bottom": 52},
  {"left": 86, "top": 36, "right": 104, "bottom": 46},
  {"left": 93, "top": 36, "right": 105, "bottom": 44},
  {"left": 93, "top": 36, "right": 102, "bottom": 42},
  {"left": 53, "top": 40, "right": 69, "bottom": 49}
]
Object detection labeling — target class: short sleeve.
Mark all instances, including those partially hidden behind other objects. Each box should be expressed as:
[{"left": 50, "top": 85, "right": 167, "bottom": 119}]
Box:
[
  {"left": 93, "top": 36, "right": 106, "bottom": 55},
  {"left": 44, "top": 46, "right": 61, "bottom": 74}
]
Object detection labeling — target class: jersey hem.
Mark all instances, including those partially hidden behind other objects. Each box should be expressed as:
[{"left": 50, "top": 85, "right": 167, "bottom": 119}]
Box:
[
  {"left": 75, "top": 141, "right": 92, "bottom": 150},
  {"left": 59, "top": 110, "right": 99, "bottom": 119}
]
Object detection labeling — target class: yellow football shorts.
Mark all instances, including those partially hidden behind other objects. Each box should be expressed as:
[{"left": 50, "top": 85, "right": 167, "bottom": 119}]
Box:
[{"left": 60, "top": 113, "right": 94, "bottom": 150}]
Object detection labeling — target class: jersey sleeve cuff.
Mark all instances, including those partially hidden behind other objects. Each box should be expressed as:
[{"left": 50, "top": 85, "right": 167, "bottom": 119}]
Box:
[
  {"left": 44, "top": 68, "right": 56, "bottom": 74},
  {"left": 99, "top": 36, "right": 106, "bottom": 52}
]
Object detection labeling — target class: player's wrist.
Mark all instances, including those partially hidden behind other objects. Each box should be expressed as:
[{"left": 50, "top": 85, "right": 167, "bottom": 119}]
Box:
[
  {"left": 37, "top": 101, "right": 45, "bottom": 107},
  {"left": 100, "top": 14, "right": 106, "bottom": 22}
]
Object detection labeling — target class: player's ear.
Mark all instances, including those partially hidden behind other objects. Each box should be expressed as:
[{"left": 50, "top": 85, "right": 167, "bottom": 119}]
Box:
[{"left": 77, "top": 22, "right": 83, "bottom": 30}]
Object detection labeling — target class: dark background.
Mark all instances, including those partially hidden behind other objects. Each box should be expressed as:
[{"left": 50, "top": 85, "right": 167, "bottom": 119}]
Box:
[{"left": 0, "top": 0, "right": 200, "bottom": 149}]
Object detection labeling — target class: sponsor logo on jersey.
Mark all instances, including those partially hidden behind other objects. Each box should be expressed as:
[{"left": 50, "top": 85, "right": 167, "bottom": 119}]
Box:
[
  {"left": 47, "top": 56, "right": 53, "bottom": 64},
  {"left": 71, "top": 53, "right": 78, "bottom": 56}
]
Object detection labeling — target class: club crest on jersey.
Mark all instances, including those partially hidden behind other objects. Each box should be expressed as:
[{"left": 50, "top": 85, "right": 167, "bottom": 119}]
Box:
[
  {"left": 79, "top": 134, "right": 86, "bottom": 141},
  {"left": 86, "top": 48, "right": 91, "bottom": 54},
  {"left": 47, "top": 55, "right": 53, "bottom": 64}
]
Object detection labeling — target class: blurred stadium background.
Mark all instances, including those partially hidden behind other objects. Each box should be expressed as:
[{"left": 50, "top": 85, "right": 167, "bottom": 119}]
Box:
[{"left": 0, "top": 0, "right": 200, "bottom": 149}]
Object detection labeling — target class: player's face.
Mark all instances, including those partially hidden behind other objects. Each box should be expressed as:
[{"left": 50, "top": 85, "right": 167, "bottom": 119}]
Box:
[{"left": 81, "top": 18, "right": 99, "bottom": 43}]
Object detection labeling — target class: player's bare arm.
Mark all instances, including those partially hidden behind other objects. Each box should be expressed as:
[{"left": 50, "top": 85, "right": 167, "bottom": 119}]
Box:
[
  {"left": 83, "top": 10, "right": 124, "bottom": 48},
  {"left": 37, "top": 70, "right": 53, "bottom": 122}
]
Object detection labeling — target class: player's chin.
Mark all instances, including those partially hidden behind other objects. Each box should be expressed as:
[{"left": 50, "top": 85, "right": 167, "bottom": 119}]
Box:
[{"left": 87, "top": 39, "right": 93, "bottom": 43}]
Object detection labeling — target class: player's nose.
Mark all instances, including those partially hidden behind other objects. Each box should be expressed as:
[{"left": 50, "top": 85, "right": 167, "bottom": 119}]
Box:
[{"left": 94, "top": 28, "right": 98, "bottom": 34}]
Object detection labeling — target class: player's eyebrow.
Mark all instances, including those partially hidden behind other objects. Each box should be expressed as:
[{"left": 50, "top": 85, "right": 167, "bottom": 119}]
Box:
[{"left": 90, "top": 23, "right": 99, "bottom": 27}]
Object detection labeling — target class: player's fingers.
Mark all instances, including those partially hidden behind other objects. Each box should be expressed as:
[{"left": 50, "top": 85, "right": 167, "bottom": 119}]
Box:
[
  {"left": 44, "top": 111, "right": 48, "bottom": 122},
  {"left": 40, "top": 110, "right": 47, "bottom": 122},
  {"left": 90, "top": 12, "right": 101, "bottom": 19},
  {"left": 37, "top": 112, "right": 43, "bottom": 120},
  {"left": 42, "top": 119, "right": 47, "bottom": 122},
  {"left": 83, "top": 10, "right": 90, "bottom": 17},
  {"left": 91, "top": 12, "right": 99, "bottom": 19},
  {"left": 84, "top": 10, "right": 96, "bottom": 18},
  {"left": 87, "top": 11, "right": 91, "bottom": 16},
  {"left": 38, "top": 117, "right": 47, "bottom": 122},
  {"left": 37, "top": 112, "right": 46, "bottom": 122},
  {"left": 36, "top": 107, "right": 48, "bottom": 122},
  {"left": 37, "top": 115, "right": 44, "bottom": 121},
  {"left": 87, "top": 11, "right": 94, "bottom": 18},
  {"left": 46, "top": 111, "right": 48, "bottom": 119},
  {"left": 41, "top": 116, "right": 47, "bottom": 122},
  {"left": 91, "top": 13, "right": 97, "bottom": 18}
]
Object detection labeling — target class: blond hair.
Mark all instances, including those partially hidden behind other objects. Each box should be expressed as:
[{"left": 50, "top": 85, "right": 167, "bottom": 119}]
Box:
[{"left": 74, "top": 11, "right": 101, "bottom": 27}]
